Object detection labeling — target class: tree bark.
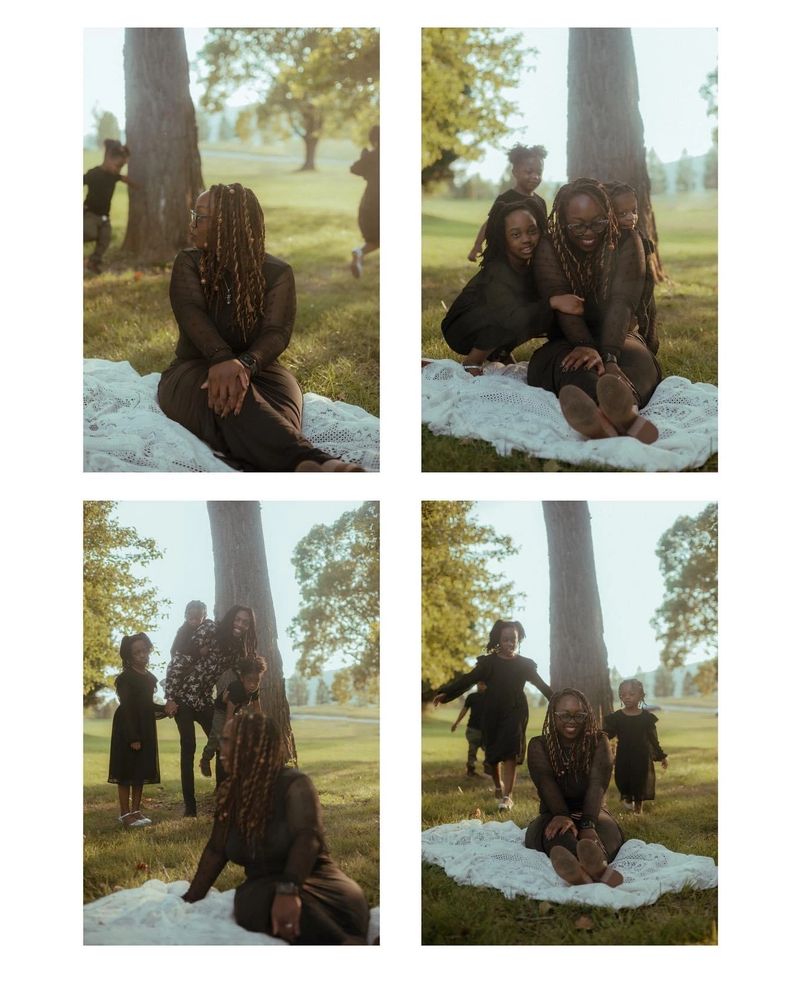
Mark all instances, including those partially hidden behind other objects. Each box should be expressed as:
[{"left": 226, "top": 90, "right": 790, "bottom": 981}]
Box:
[
  {"left": 206, "top": 501, "right": 296, "bottom": 761},
  {"left": 122, "top": 28, "right": 204, "bottom": 262},
  {"left": 542, "top": 501, "right": 613, "bottom": 721},
  {"left": 567, "top": 28, "right": 665, "bottom": 279},
  {"left": 299, "top": 132, "right": 319, "bottom": 171}
]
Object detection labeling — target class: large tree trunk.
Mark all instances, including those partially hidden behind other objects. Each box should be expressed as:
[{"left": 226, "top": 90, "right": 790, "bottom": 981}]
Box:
[
  {"left": 122, "top": 28, "right": 204, "bottom": 262},
  {"left": 206, "top": 501, "right": 295, "bottom": 762},
  {"left": 567, "top": 28, "right": 665, "bottom": 279},
  {"left": 542, "top": 501, "right": 613, "bottom": 722},
  {"left": 300, "top": 132, "right": 319, "bottom": 171}
]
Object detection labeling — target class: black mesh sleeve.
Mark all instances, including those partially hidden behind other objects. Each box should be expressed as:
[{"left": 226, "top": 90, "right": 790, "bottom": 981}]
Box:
[
  {"left": 244, "top": 265, "right": 297, "bottom": 372},
  {"left": 282, "top": 774, "right": 326, "bottom": 886},
  {"left": 183, "top": 817, "right": 228, "bottom": 902},
  {"left": 169, "top": 251, "right": 236, "bottom": 364},
  {"left": 600, "top": 232, "right": 645, "bottom": 352},
  {"left": 527, "top": 738, "right": 571, "bottom": 816},
  {"left": 582, "top": 735, "right": 613, "bottom": 822},
  {"left": 533, "top": 239, "right": 594, "bottom": 346}
]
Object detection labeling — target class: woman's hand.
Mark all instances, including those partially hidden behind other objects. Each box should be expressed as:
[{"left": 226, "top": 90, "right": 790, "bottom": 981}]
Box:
[
  {"left": 560, "top": 346, "right": 604, "bottom": 374},
  {"left": 271, "top": 893, "right": 302, "bottom": 942},
  {"left": 201, "top": 360, "right": 250, "bottom": 418},
  {"left": 467, "top": 246, "right": 481, "bottom": 262},
  {"left": 545, "top": 815, "right": 577, "bottom": 839},
  {"left": 432, "top": 693, "right": 446, "bottom": 708},
  {"left": 549, "top": 293, "right": 585, "bottom": 316},
  {"left": 661, "top": 758, "right": 669, "bottom": 770},
  {"left": 164, "top": 700, "right": 178, "bottom": 718},
  {"left": 130, "top": 741, "right": 142, "bottom": 751}
]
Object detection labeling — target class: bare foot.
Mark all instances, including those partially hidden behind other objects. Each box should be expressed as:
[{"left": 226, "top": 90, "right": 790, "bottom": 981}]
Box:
[
  {"left": 559, "top": 385, "right": 618, "bottom": 439},
  {"left": 596, "top": 374, "right": 658, "bottom": 443}
]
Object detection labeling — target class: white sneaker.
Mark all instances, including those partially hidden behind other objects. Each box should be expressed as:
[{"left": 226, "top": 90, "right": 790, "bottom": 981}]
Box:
[
  {"left": 498, "top": 795, "right": 513, "bottom": 811},
  {"left": 351, "top": 248, "right": 363, "bottom": 278}
]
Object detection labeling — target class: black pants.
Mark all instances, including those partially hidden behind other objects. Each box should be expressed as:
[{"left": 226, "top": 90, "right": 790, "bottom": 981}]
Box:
[
  {"left": 174, "top": 704, "right": 218, "bottom": 813},
  {"left": 158, "top": 359, "right": 334, "bottom": 472},
  {"left": 527, "top": 334, "right": 661, "bottom": 407},
  {"left": 524, "top": 809, "right": 624, "bottom": 862}
]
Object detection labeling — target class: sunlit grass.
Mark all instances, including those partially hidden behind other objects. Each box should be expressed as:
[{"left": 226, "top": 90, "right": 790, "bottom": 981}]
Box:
[
  {"left": 422, "top": 702, "right": 717, "bottom": 944},
  {"left": 421, "top": 191, "right": 717, "bottom": 471}
]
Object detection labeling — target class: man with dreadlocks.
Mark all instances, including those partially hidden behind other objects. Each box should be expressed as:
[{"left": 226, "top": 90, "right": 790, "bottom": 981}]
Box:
[
  {"left": 183, "top": 713, "right": 370, "bottom": 944},
  {"left": 527, "top": 177, "right": 661, "bottom": 444},
  {"left": 158, "top": 183, "right": 363, "bottom": 472},
  {"left": 525, "top": 688, "right": 624, "bottom": 888}
]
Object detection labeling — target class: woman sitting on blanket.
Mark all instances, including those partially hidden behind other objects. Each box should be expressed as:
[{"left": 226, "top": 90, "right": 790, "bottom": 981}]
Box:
[
  {"left": 525, "top": 688, "right": 624, "bottom": 888},
  {"left": 158, "top": 183, "right": 363, "bottom": 472},
  {"left": 184, "top": 711, "right": 370, "bottom": 944},
  {"left": 442, "top": 197, "right": 584, "bottom": 373},
  {"left": 527, "top": 178, "right": 661, "bottom": 444}
]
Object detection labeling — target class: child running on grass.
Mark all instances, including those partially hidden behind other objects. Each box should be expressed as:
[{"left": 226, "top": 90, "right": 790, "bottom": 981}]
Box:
[
  {"left": 603, "top": 679, "right": 668, "bottom": 814},
  {"left": 108, "top": 633, "right": 164, "bottom": 828},
  {"left": 450, "top": 680, "right": 488, "bottom": 777},
  {"left": 199, "top": 655, "right": 266, "bottom": 779},
  {"left": 467, "top": 144, "right": 549, "bottom": 262},
  {"left": 83, "top": 138, "right": 135, "bottom": 274}
]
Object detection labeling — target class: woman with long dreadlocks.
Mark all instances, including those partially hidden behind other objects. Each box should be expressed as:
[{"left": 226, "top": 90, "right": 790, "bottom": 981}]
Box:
[
  {"left": 527, "top": 177, "right": 661, "bottom": 443},
  {"left": 432, "top": 620, "right": 552, "bottom": 812},
  {"left": 525, "top": 689, "right": 624, "bottom": 888},
  {"left": 441, "top": 197, "right": 584, "bottom": 372},
  {"left": 158, "top": 183, "right": 363, "bottom": 471},
  {"left": 183, "top": 713, "right": 369, "bottom": 944}
]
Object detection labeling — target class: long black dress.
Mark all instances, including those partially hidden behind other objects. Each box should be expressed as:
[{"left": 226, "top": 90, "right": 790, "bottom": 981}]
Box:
[
  {"left": 525, "top": 733, "right": 623, "bottom": 861},
  {"left": 184, "top": 768, "right": 369, "bottom": 945},
  {"left": 603, "top": 709, "right": 666, "bottom": 802},
  {"left": 441, "top": 258, "right": 553, "bottom": 356},
  {"left": 350, "top": 147, "right": 379, "bottom": 244},
  {"left": 108, "top": 668, "right": 161, "bottom": 785},
  {"left": 527, "top": 233, "right": 662, "bottom": 407},
  {"left": 435, "top": 654, "right": 552, "bottom": 765},
  {"left": 158, "top": 249, "right": 333, "bottom": 472}
]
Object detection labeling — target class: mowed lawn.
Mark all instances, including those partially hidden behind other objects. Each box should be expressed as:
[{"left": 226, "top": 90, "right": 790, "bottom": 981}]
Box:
[
  {"left": 422, "top": 701, "right": 717, "bottom": 945},
  {"left": 84, "top": 713, "right": 380, "bottom": 909},
  {"left": 422, "top": 191, "right": 717, "bottom": 470},
  {"left": 83, "top": 143, "right": 379, "bottom": 414}
]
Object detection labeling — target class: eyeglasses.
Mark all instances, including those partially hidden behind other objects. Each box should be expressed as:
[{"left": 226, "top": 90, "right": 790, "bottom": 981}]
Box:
[
  {"left": 190, "top": 210, "right": 209, "bottom": 225},
  {"left": 566, "top": 219, "right": 609, "bottom": 236},
  {"left": 615, "top": 211, "right": 638, "bottom": 221},
  {"left": 554, "top": 711, "right": 588, "bottom": 723}
]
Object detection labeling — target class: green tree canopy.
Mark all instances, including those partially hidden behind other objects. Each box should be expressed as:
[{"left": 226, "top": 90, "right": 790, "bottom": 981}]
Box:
[
  {"left": 421, "top": 29, "right": 530, "bottom": 187},
  {"left": 290, "top": 502, "right": 378, "bottom": 692},
  {"left": 422, "top": 501, "right": 521, "bottom": 692},
  {"left": 84, "top": 502, "right": 165, "bottom": 706},
  {"left": 651, "top": 503, "right": 717, "bottom": 688},
  {"left": 198, "top": 28, "right": 379, "bottom": 170}
]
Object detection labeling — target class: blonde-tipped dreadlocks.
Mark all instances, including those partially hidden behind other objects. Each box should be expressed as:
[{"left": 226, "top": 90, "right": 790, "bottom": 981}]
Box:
[
  {"left": 542, "top": 688, "right": 601, "bottom": 780},
  {"left": 548, "top": 178, "right": 619, "bottom": 304},
  {"left": 198, "top": 183, "right": 267, "bottom": 340}
]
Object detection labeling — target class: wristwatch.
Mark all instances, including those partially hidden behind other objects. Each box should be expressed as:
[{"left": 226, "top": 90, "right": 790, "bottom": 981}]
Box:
[
  {"left": 238, "top": 351, "right": 258, "bottom": 376},
  {"left": 577, "top": 818, "right": 596, "bottom": 830},
  {"left": 602, "top": 351, "right": 619, "bottom": 365}
]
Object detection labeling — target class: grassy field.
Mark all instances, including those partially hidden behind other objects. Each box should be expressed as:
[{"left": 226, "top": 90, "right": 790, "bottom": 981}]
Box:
[
  {"left": 83, "top": 143, "right": 379, "bottom": 414},
  {"left": 422, "top": 191, "right": 717, "bottom": 471},
  {"left": 422, "top": 701, "right": 717, "bottom": 945},
  {"left": 84, "top": 714, "right": 379, "bottom": 909}
]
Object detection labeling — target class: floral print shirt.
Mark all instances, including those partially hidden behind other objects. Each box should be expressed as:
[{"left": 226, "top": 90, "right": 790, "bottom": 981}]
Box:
[{"left": 164, "top": 620, "right": 242, "bottom": 712}]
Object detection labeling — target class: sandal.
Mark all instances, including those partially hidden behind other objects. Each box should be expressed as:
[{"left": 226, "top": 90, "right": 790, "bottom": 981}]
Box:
[
  {"left": 559, "top": 385, "right": 618, "bottom": 439},
  {"left": 549, "top": 846, "right": 594, "bottom": 886},
  {"left": 596, "top": 374, "right": 658, "bottom": 443},
  {"left": 130, "top": 810, "right": 152, "bottom": 825},
  {"left": 119, "top": 812, "right": 149, "bottom": 829},
  {"left": 462, "top": 364, "right": 484, "bottom": 377},
  {"left": 498, "top": 795, "right": 514, "bottom": 811}
]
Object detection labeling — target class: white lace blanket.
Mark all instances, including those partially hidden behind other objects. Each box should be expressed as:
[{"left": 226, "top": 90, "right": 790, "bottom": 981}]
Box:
[
  {"left": 422, "top": 820, "right": 717, "bottom": 909},
  {"left": 84, "top": 878, "right": 380, "bottom": 945},
  {"left": 84, "top": 359, "right": 380, "bottom": 472},
  {"left": 422, "top": 361, "right": 717, "bottom": 471}
]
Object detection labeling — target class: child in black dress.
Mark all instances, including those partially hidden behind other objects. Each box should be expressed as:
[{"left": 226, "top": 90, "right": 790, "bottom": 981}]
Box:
[
  {"left": 468, "top": 144, "right": 549, "bottom": 262},
  {"left": 606, "top": 181, "right": 659, "bottom": 355},
  {"left": 350, "top": 125, "right": 379, "bottom": 278},
  {"left": 433, "top": 620, "right": 552, "bottom": 812},
  {"left": 603, "top": 679, "right": 668, "bottom": 814},
  {"left": 442, "top": 197, "right": 584, "bottom": 372},
  {"left": 83, "top": 139, "right": 134, "bottom": 274},
  {"left": 108, "top": 633, "right": 163, "bottom": 828},
  {"left": 199, "top": 655, "right": 266, "bottom": 778}
]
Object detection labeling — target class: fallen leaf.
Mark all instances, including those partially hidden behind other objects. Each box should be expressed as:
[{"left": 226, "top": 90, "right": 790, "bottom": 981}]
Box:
[
  {"left": 133, "top": 271, "right": 144, "bottom": 282},
  {"left": 574, "top": 914, "right": 594, "bottom": 931},
  {"left": 469, "top": 808, "right": 483, "bottom": 819},
  {"left": 538, "top": 901, "right": 554, "bottom": 915},
  {"left": 135, "top": 862, "right": 149, "bottom": 872}
]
